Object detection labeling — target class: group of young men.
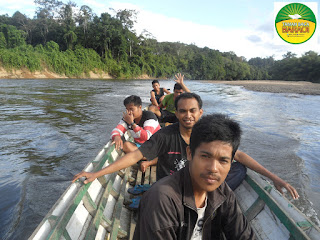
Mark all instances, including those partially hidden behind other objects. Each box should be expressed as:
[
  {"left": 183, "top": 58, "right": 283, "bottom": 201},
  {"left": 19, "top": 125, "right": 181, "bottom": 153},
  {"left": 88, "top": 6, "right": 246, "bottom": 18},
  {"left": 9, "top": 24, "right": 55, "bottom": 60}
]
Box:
[{"left": 73, "top": 74, "right": 299, "bottom": 239}]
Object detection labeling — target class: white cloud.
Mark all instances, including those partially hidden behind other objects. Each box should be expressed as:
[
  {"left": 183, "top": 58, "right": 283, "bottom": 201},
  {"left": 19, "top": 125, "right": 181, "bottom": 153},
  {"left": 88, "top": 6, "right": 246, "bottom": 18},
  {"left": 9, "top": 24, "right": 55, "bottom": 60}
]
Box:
[
  {"left": 108, "top": 1, "right": 320, "bottom": 60},
  {"left": 83, "top": 0, "right": 110, "bottom": 13},
  {"left": 0, "top": 0, "right": 36, "bottom": 17}
]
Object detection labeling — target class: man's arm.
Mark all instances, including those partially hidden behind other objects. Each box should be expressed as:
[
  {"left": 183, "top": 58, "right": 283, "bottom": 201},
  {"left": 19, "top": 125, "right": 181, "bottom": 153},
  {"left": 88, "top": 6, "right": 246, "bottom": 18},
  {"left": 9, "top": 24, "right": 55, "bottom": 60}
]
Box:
[
  {"left": 158, "top": 102, "right": 164, "bottom": 109},
  {"left": 150, "top": 91, "right": 159, "bottom": 106},
  {"left": 132, "top": 116, "right": 160, "bottom": 143},
  {"left": 72, "top": 149, "right": 143, "bottom": 184},
  {"left": 110, "top": 119, "right": 128, "bottom": 150},
  {"left": 175, "top": 73, "right": 190, "bottom": 93},
  {"left": 163, "top": 88, "right": 171, "bottom": 94},
  {"left": 234, "top": 151, "right": 299, "bottom": 199},
  {"left": 111, "top": 119, "right": 127, "bottom": 140}
]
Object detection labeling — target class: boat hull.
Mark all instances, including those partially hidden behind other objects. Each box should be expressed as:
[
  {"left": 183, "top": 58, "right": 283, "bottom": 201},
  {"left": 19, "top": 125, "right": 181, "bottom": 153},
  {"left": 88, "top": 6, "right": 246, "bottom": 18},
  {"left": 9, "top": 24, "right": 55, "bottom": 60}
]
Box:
[{"left": 29, "top": 135, "right": 320, "bottom": 240}]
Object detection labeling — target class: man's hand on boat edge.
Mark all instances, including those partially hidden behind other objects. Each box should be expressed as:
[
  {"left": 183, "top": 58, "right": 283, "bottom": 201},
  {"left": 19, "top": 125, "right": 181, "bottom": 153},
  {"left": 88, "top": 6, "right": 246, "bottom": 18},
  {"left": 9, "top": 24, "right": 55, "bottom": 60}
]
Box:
[
  {"left": 234, "top": 151, "right": 300, "bottom": 200},
  {"left": 273, "top": 177, "right": 300, "bottom": 200},
  {"left": 72, "top": 171, "right": 96, "bottom": 184},
  {"left": 112, "top": 135, "right": 123, "bottom": 150}
]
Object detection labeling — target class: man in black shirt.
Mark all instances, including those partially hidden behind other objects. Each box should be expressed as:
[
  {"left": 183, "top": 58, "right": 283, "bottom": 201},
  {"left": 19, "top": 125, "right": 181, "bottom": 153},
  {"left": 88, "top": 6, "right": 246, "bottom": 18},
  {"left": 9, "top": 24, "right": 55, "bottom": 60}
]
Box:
[
  {"left": 73, "top": 93, "right": 299, "bottom": 199},
  {"left": 133, "top": 114, "right": 256, "bottom": 239},
  {"left": 140, "top": 115, "right": 189, "bottom": 181}
]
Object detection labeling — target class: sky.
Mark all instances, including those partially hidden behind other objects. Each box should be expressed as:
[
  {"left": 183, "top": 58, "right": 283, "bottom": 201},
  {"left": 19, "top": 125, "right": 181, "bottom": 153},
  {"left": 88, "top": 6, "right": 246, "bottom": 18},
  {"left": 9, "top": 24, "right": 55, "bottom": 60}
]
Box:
[{"left": 0, "top": 0, "right": 319, "bottom": 60}]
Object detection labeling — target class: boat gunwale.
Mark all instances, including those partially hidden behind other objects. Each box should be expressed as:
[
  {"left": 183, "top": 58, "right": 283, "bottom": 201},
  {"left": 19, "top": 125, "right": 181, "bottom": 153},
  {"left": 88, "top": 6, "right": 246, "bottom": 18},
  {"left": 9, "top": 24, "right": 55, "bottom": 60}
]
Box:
[
  {"left": 28, "top": 140, "right": 123, "bottom": 240},
  {"left": 244, "top": 170, "right": 320, "bottom": 239}
]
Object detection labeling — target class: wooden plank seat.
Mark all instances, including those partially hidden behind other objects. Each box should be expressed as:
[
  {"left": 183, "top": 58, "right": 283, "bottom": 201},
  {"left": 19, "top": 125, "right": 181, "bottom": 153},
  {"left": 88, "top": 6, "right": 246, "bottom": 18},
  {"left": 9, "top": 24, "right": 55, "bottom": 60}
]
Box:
[
  {"left": 126, "top": 162, "right": 156, "bottom": 240},
  {"left": 83, "top": 143, "right": 156, "bottom": 240}
]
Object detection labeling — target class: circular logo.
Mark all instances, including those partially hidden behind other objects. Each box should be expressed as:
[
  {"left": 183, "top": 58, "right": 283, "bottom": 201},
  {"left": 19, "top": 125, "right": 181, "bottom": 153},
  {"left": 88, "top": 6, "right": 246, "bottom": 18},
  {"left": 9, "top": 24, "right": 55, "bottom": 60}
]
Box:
[{"left": 275, "top": 3, "right": 317, "bottom": 44}]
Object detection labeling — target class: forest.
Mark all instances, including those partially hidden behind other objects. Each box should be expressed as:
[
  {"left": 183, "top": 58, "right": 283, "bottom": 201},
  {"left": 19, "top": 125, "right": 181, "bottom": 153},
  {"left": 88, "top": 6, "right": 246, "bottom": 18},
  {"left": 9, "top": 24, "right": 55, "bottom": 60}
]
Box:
[{"left": 0, "top": 0, "right": 319, "bottom": 82}]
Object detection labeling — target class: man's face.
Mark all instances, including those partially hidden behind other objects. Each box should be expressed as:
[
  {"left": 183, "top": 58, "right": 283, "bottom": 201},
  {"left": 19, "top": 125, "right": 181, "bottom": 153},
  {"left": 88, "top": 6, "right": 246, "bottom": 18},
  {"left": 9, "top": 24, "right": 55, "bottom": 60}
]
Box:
[
  {"left": 152, "top": 83, "right": 160, "bottom": 91},
  {"left": 175, "top": 98, "right": 203, "bottom": 129},
  {"left": 173, "top": 89, "right": 184, "bottom": 99},
  {"left": 187, "top": 141, "right": 232, "bottom": 195},
  {"left": 125, "top": 103, "right": 142, "bottom": 119}
]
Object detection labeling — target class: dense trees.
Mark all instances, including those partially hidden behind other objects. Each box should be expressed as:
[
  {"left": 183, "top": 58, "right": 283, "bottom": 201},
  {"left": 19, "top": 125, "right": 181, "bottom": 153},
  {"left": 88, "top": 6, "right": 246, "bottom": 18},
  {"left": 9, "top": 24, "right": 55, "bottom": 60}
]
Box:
[
  {"left": 0, "top": 0, "right": 319, "bottom": 82},
  {"left": 270, "top": 51, "right": 320, "bottom": 82}
]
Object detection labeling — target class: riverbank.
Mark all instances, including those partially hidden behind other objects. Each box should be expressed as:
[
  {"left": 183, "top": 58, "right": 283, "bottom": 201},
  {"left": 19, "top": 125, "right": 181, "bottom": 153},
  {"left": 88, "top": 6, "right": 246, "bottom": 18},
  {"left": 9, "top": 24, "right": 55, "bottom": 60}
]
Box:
[
  {"left": 0, "top": 67, "right": 153, "bottom": 80},
  {"left": 0, "top": 67, "right": 111, "bottom": 79},
  {"left": 204, "top": 80, "right": 320, "bottom": 95},
  {"left": 2, "top": 68, "right": 320, "bottom": 95}
]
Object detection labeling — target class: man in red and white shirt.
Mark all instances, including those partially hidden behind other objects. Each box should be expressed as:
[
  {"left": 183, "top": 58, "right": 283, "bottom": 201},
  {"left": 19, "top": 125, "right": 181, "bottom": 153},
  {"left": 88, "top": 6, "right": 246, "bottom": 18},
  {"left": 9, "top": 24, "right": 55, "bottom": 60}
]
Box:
[{"left": 111, "top": 95, "right": 160, "bottom": 153}]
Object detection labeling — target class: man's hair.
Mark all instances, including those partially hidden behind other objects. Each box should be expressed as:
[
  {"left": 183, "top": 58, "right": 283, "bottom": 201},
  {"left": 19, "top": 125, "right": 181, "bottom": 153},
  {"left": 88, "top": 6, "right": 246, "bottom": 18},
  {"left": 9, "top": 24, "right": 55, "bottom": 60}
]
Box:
[
  {"left": 189, "top": 114, "right": 242, "bottom": 159},
  {"left": 174, "top": 83, "right": 183, "bottom": 90},
  {"left": 174, "top": 92, "right": 203, "bottom": 110},
  {"left": 123, "top": 95, "right": 142, "bottom": 107},
  {"left": 152, "top": 80, "right": 159, "bottom": 85}
]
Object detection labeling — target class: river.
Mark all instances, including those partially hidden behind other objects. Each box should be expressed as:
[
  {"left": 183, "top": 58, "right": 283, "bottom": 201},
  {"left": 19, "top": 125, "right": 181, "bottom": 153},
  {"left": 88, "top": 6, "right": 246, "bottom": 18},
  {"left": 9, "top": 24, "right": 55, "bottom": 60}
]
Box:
[{"left": 0, "top": 78, "right": 319, "bottom": 239}]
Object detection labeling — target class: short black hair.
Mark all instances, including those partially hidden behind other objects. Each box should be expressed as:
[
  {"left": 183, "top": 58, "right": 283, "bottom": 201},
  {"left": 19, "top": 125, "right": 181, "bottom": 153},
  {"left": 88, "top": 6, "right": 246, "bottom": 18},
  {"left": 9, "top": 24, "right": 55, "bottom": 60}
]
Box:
[
  {"left": 174, "top": 92, "right": 203, "bottom": 110},
  {"left": 123, "top": 95, "right": 142, "bottom": 107},
  {"left": 189, "top": 114, "right": 241, "bottom": 159},
  {"left": 174, "top": 83, "right": 183, "bottom": 90},
  {"left": 152, "top": 80, "right": 159, "bottom": 85}
]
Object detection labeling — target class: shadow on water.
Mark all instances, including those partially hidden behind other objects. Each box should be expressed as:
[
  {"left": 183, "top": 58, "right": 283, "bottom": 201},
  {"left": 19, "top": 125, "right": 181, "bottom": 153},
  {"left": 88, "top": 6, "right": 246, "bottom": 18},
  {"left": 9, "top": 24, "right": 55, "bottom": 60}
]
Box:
[
  {"left": 193, "top": 81, "right": 320, "bottom": 226},
  {"left": 0, "top": 178, "right": 22, "bottom": 240}
]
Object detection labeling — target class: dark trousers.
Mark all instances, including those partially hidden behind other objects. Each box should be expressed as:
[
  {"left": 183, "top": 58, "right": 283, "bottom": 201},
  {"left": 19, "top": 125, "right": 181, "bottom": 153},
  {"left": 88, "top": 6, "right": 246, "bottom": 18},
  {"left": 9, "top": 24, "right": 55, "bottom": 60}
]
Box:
[
  {"left": 160, "top": 110, "right": 178, "bottom": 123},
  {"left": 226, "top": 162, "right": 247, "bottom": 190}
]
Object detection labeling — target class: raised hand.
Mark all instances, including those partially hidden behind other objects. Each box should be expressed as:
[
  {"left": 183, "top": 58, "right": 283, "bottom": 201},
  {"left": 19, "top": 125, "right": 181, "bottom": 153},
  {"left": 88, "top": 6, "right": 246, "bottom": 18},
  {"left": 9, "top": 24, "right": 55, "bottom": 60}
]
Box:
[
  {"left": 174, "top": 73, "right": 190, "bottom": 92},
  {"left": 174, "top": 73, "right": 184, "bottom": 85}
]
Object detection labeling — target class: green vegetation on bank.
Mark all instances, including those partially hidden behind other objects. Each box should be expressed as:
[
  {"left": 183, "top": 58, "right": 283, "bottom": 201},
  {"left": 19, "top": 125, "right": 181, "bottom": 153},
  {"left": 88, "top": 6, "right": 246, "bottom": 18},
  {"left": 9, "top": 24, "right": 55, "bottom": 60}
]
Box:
[{"left": 0, "top": 0, "right": 319, "bottom": 82}]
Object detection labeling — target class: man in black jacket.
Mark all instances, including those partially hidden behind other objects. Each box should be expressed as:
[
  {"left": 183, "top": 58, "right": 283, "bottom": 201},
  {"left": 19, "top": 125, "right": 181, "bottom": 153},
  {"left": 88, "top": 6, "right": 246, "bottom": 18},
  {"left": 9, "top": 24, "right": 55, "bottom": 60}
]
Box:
[{"left": 133, "top": 114, "right": 255, "bottom": 240}]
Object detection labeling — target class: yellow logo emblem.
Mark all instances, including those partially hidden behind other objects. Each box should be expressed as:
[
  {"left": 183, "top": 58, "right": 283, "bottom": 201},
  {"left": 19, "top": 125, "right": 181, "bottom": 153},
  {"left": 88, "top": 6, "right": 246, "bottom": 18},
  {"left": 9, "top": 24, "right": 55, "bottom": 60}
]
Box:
[{"left": 275, "top": 3, "right": 316, "bottom": 44}]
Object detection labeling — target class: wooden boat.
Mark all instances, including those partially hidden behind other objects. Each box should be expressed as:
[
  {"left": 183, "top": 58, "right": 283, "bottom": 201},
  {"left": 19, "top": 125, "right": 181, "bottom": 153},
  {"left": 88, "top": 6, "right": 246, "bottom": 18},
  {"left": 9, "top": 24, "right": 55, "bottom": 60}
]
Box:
[{"left": 29, "top": 133, "right": 320, "bottom": 240}]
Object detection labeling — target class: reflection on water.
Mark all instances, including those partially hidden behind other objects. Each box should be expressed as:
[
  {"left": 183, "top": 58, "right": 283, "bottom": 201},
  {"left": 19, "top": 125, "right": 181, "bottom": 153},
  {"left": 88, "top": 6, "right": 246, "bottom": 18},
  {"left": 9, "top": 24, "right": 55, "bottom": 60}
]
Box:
[{"left": 0, "top": 79, "right": 319, "bottom": 239}]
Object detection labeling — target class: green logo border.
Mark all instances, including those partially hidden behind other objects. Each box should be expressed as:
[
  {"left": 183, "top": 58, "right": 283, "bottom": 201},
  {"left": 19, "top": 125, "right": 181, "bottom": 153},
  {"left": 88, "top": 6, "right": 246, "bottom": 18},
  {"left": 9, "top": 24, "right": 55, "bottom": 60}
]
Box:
[{"left": 275, "top": 3, "right": 317, "bottom": 44}]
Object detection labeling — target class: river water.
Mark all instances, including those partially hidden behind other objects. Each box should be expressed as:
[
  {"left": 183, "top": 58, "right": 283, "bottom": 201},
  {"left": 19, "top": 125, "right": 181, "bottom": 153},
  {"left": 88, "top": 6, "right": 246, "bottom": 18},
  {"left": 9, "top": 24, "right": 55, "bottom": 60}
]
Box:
[{"left": 0, "top": 79, "right": 319, "bottom": 239}]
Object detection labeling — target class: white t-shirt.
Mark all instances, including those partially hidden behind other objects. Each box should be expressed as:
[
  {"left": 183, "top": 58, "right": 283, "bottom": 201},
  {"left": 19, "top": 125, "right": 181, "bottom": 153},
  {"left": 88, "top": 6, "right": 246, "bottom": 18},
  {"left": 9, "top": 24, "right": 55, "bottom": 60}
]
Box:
[{"left": 191, "top": 197, "right": 208, "bottom": 240}]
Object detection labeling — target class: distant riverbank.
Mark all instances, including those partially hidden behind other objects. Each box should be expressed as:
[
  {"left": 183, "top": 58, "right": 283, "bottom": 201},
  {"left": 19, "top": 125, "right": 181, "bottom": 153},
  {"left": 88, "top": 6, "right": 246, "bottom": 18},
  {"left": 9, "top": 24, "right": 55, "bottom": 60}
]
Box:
[
  {"left": 204, "top": 80, "right": 320, "bottom": 95},
  {"left": 2, "top": 68, "right": 319, "bottom": 95},
  {"left": 0, "top": 67, "right": 151, "bottom": 80}
]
